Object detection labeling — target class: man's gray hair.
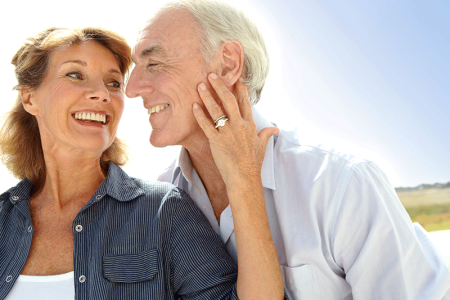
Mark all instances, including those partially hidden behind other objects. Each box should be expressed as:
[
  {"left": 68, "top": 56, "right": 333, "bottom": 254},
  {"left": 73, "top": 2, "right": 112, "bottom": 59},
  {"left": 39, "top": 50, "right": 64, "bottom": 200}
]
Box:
[{"left": 156, "top": 0, "right": 269, "bottom": 104}]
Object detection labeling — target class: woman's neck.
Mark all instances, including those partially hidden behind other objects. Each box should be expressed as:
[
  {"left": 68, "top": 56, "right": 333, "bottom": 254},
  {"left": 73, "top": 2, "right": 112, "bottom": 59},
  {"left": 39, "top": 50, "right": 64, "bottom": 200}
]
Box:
[{"left": 35, "top": 148, "right": 106, "bottom": 209}]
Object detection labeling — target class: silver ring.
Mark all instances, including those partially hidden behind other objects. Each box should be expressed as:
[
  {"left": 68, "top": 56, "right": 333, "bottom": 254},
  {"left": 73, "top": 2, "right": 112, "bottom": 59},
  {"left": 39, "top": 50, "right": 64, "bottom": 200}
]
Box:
[
  {"left": 215, "top": 118, "right": 229, "bottom": 128},
  {"left": 214, "top": 115, "right": 227, "bottom": 125}
]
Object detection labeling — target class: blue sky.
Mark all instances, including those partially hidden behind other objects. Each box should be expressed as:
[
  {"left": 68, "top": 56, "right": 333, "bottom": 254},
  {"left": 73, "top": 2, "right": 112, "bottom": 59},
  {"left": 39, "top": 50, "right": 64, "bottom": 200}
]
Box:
[
  {"left": 252, "top": 0, "right": 450, "bottom": 187},
  {"left": 0, "top": 0, "right": 448, "bottom": 188}
]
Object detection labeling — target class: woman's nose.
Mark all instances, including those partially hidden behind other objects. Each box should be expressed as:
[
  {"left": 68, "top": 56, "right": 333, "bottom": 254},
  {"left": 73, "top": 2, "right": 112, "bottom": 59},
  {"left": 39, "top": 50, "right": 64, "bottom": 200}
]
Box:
[{"left": 85, "top": 81, "right": 111, "bottom": 103}]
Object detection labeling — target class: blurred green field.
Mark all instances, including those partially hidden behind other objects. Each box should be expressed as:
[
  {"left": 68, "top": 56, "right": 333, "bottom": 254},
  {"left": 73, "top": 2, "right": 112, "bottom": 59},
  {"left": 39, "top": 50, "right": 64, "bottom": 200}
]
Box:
[{"left": 397, "top": 188, "right": 450, "bottom": 232}]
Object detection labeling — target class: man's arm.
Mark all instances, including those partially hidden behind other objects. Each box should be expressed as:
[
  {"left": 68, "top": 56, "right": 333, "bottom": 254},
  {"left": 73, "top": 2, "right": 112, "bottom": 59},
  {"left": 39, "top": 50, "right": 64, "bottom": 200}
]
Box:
[{"left": 333, "top": 161, "right": 450, "bottom": 299}]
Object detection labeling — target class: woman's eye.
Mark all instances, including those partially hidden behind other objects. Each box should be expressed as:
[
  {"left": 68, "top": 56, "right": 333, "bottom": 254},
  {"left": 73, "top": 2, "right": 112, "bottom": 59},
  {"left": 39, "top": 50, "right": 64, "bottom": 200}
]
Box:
[
  {"left": 66, "top": 72, "right": 82, "bottom": 79},
  {"left": 107, "top": 81, "right": 122, "bottom": 89}
]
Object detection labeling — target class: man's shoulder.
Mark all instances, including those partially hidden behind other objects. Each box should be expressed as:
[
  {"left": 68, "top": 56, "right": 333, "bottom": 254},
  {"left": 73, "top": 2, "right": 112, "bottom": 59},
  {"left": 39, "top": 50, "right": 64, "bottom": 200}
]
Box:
[
  {"left": 274, "top": 126, "right": 371, "bottom": 173},
  {"left": 271, "top": 125, "right": 395, "bottom": 204}
]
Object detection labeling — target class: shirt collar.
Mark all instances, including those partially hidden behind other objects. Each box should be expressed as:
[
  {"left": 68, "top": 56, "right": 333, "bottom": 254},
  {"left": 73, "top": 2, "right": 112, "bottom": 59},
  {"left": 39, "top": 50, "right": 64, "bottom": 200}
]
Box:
[
  {"left": 172, "top": 106, "right": 277, "bottom": 190},
  {"left": 174, "top": 147, "right": 195, "bottom": 185},
  {"left": 100, "top": 162, "right": 145, "bottom": 202},
  {"left": 0, "top": 178, "right": 33, "bottom": 204},
  {"left": 0, "top": 163, "right": 144, "bottom": 204}
]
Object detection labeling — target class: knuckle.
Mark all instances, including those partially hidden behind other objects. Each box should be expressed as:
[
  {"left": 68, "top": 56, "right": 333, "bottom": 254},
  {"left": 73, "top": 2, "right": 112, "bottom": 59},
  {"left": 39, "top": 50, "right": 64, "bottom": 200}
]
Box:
[
  {"left": 224, "top": 94, "right": 236, "bottom": 104},
  {"left": 210, "top": 104, "right": 223, "bottom": 116},
  {"left": 236, "top": 122, "right": 247, "bottom": 132},
  {"left": 199, "top": 119, "right": 212, "bottom": 129}
]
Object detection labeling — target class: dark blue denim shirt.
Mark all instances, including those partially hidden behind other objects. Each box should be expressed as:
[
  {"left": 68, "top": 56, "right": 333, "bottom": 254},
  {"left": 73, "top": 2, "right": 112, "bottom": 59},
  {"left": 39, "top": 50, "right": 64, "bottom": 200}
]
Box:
[{"left": 0, "top": 163, "right": 239, "bottom": 299}]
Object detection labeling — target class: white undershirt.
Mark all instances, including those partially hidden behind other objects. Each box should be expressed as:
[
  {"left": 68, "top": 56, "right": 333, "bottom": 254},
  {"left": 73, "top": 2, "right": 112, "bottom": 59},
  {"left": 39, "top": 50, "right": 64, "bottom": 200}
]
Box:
[{"left": 5, "top": 271, "right": 75, "bottom": 300}]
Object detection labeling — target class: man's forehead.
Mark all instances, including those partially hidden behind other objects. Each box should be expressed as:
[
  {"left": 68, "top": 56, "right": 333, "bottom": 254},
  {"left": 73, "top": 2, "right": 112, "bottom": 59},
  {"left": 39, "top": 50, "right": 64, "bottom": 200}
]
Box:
[
  {"left": 138, "top": 8, "right": 199, "bottom": 40},
  {"left": 133, "top": 9, "right": 201, "bottom": 58},
  {"left": 132, "top": 29, "right": 167, "bottom": 59}
]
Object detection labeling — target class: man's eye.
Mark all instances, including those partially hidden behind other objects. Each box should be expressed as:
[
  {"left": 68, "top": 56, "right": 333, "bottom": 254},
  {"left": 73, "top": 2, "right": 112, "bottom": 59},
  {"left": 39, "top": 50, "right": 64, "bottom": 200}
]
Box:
[
  {"left": 147, "top": 63, "right": 158, "bottom": 68},
  {"left": 66, "top": 72, "right": 82, "bottom": 79},
  {"left": 107, "top": 81, "right": 122, "bottom": 89}
]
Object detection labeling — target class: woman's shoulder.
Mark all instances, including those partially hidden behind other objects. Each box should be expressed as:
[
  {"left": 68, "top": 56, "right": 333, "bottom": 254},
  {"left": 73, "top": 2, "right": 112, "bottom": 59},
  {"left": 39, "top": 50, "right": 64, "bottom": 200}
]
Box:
[
  {"left": 131, "top": 177, "right": 187, "bottom": 199},
  {"left": 0, "top": 178, "right": 33, "bottom": 204},
  {"left": 104, "top": 164, "right": 198, "bottom": 216},
  {"left": 130, "top": 177, "right": 194, "bottom": 209}
]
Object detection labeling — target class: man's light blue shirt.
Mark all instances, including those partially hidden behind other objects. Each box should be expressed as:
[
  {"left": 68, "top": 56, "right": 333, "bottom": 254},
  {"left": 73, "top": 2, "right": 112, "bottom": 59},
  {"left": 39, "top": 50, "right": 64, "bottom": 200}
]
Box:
[{"left": 158, "top": 107, "right": 450, "bottom": 299}]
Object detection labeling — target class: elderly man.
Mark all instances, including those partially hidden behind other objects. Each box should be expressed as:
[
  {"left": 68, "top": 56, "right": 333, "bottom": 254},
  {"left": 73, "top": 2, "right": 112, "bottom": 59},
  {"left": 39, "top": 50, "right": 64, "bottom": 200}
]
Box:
[{"left": 125, "top": 0, "right": 450, "bottom": 299}]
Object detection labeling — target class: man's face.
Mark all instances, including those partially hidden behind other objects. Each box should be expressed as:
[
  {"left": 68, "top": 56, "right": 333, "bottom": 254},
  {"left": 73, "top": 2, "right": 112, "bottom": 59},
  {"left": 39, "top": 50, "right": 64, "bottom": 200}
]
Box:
[{"left": 126, "top": 9, "right": 213, "bottom": 148}]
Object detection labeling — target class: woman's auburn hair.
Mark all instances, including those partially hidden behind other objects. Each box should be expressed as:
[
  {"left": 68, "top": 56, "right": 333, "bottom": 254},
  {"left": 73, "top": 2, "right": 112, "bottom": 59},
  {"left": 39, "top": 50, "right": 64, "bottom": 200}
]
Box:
[{"left": 0, "top": 27, "right": 132, "bottom": 189}]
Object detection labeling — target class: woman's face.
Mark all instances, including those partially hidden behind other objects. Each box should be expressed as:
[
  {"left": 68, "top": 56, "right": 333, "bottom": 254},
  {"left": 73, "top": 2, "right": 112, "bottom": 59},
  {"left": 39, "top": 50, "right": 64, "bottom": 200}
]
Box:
[{"left": 26, "top": 41, "right": 124, "bottom": 156}]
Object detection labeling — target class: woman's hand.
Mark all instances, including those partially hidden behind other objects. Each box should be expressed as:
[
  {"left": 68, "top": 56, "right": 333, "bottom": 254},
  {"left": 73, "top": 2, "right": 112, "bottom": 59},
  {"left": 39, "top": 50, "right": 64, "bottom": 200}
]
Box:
[
  {"left": 193, "top": 73, "right": 285, "bottom": 300},
  {"left": 193, "top": 73, "right": 279, "bottom": 187}
]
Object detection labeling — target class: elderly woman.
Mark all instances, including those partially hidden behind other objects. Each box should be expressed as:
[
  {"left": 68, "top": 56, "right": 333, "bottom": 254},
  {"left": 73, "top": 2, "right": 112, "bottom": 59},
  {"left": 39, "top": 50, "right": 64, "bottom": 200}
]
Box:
[{"left": 0, "top": 27, "right": 284, "bottom": 299}]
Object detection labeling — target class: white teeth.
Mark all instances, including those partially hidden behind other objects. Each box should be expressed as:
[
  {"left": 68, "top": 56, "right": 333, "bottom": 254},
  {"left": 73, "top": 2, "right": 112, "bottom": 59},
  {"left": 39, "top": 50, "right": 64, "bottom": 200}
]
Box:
[
  {"left": 74, "top": 112, "right": 107, "bottom": 124},
  {"left": 148, "top": 104, "right": 169, "bottom": 115}
]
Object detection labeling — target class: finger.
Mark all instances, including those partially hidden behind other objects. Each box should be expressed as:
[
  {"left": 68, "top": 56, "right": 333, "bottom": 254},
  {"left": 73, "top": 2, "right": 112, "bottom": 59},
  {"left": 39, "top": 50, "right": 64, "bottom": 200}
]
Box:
[
  {"left": 235, "top": 81, "right": 253, "bottom": 120},
  {"left": 198, "top": 82, "right": 226, "bottom": 122},
  {"left": 193, "top": 103, "right": 219, "bottom": 138},
  {"left": 208, "top": 73, "right": 241, "bottom": 121},
  {"left": 258, "top": 126, "right": 280, "bottom": 151}
]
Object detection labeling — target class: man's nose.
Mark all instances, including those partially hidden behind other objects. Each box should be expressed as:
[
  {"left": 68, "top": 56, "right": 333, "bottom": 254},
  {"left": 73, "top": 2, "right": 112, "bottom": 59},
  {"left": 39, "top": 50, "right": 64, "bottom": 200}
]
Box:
[{"left": 125, "top": 67, "right": 154, "bottom": 98}]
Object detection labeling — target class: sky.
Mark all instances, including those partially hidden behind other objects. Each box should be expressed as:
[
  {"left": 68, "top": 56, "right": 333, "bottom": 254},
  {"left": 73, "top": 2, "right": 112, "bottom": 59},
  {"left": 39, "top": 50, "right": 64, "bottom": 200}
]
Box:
[{"left": 0, "top": 0, "right": 449, "bottom": 190}]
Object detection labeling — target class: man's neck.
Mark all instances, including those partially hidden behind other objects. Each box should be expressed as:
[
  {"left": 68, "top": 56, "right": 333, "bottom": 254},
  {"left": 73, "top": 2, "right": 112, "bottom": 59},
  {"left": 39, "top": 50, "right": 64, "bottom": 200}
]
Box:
[{"left": 185, "top": 143, "right": 230, "bottom": 223}]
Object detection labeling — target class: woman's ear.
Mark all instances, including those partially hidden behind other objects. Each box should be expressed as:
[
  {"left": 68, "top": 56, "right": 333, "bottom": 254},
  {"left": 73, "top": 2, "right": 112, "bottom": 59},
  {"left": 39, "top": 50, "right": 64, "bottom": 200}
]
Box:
[
  {"left": 21, "top": 87, "right": 39, "bottom": 116},
  {"left": 217, "top": 40, "right": 244, "bottom": 87}
]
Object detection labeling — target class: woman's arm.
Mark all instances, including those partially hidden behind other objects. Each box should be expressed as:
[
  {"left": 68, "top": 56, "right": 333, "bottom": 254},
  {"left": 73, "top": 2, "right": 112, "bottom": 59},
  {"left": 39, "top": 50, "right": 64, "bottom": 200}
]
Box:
[{"left": 193, "top": 74, "right": 285, "bottom": 299}]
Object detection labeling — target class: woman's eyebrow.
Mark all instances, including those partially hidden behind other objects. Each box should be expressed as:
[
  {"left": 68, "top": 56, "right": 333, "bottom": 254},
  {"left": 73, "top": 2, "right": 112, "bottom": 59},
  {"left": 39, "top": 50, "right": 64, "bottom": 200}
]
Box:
[
  {"left": 61, "top": 60, "right": 121, "bottom": 75},
  {"left": 62, "top": 60, "right": 87, "bottom": 66}
]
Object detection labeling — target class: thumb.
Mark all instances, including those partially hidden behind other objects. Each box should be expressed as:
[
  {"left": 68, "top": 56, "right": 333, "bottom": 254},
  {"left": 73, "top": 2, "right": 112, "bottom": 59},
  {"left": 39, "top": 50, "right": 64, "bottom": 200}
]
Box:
[{"left": 258, "top": 126, "right": 280, "bottom": 148}]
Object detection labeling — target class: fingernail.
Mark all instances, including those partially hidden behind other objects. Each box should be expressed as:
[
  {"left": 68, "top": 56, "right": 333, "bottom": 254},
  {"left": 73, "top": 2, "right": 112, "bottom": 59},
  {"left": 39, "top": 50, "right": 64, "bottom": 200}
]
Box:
[
  {"left": 198, "top": 83, "right": 206, "bottom": 91},
  {"left": 193, "top": 103, "right": 199, "bottom": 109},
  {"left": 209, "top": 73, "right": 218, "bottom": 80}
]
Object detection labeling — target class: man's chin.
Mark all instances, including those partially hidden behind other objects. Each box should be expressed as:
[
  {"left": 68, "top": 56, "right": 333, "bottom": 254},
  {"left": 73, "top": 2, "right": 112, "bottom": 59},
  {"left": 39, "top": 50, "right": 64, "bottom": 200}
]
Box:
[{"left": 149, "top": 134, "right": 170, "bottom": 148}]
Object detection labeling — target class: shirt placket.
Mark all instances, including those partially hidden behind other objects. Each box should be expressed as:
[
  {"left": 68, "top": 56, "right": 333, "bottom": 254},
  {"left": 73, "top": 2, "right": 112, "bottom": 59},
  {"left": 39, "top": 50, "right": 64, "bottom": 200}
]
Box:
[
  {"left": 1, "top": 197, "right": 33, "bottom": 297},
  {"left": 73, "top": 214, "right": 89, "bottom": 300}
]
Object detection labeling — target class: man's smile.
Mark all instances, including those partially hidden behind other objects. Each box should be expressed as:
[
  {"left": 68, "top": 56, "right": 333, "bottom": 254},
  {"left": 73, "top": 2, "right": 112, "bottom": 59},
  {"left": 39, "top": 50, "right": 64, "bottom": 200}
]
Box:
[{"left": 148, "top": 104, "right": 170, "bottom": 115}]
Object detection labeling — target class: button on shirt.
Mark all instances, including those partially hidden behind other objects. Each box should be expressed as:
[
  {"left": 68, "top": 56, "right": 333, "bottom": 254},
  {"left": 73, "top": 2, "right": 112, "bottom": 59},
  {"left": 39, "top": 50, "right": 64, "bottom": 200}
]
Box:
[
  {"left": 0, "top": 163, "right": 239, "bottom": 300},
  {"left": 158, "top": 106, "right": 450, "bottom": 299}
]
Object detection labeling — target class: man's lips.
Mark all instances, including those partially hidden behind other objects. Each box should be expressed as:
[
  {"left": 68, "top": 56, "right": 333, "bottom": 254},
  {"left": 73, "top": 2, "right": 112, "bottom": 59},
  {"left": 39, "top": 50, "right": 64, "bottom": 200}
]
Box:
[{"left": 148, "top": 104, "right": 169, "bottom": 115}]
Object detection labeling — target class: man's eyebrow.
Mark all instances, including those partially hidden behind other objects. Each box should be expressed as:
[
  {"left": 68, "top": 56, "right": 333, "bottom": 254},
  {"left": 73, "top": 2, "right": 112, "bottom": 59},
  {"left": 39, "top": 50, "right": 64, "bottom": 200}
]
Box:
[{"left": 140, "top": 45, "right": 166, "bottom": 59}]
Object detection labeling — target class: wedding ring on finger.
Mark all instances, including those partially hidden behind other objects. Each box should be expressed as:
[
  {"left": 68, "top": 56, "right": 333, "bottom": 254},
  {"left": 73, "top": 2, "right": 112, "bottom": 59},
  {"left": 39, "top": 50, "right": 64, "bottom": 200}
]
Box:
[
  {"left": 214, "top": 115, "right": 227, "bottom": 124},
  {"left": 214, "top": 116, "right": 229, "bottom": 129}
]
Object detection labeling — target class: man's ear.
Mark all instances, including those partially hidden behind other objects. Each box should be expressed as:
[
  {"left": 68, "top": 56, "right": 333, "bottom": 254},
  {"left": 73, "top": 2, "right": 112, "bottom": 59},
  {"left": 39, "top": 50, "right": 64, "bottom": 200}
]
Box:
[
  {"left": 21, "top": 87, "right": 39, "bottom": 116},
  {"left": 217, "top": 40, "right": 244, "bottom": 87}
]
